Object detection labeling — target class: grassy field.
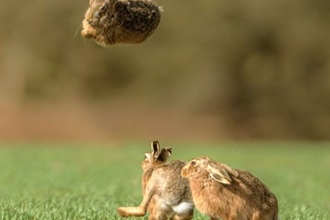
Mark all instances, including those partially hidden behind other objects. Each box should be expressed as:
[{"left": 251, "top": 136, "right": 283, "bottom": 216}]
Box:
[{"left": 0, "top": 141, "right": 329, "bottom": 220}]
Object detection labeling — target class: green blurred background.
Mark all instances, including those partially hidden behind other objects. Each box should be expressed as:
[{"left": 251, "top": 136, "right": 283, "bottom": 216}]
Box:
[{"left": 1, "top": 0, "right": 330, "bottom": 141}]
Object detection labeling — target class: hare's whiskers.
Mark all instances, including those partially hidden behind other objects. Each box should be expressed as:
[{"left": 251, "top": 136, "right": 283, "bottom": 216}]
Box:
[
  {"left": 83, "top": 37, "right": 87, "bottom": 48},
  {"left": 73, "top": 23, "right": 83, "bottom": 39}
]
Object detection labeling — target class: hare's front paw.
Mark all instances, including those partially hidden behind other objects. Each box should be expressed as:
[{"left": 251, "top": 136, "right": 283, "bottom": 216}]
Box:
[{"left": 117, "top": 206, "right": 146, "bottom": 217}]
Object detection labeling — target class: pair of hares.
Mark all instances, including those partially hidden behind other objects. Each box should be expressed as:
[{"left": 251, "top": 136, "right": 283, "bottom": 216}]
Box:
[
  {"left": 81, "top": 0, "right": 162, "bottom": 46},
  {"left": 117, "top": 141, "right": 279, "bottom": 220}
]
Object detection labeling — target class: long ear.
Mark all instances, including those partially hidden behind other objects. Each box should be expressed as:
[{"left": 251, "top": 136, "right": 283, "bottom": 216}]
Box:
[
  {"left": 219, "top": 163, "right": 238, "bottom": 178},
  {"left": 157, "top": 147, "right": 172, "bottom": 162},
  {"left": 206, "top": 163, "right": 232, "bottom": 185},
  {"left": 151, "top": 141, "right": 160, "bottom": 156}
]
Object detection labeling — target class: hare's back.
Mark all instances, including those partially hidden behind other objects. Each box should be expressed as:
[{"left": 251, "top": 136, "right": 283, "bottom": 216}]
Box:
[
  {"left": 158, "top": 160, "right": 186, "bottom": 174},
  {"left": 114, "top": 0, "right": 161, "bottom": 36},
  {"left": 154, "top": 160, "right": 191, "bottom": 205},
  {"left": 154, "top": 160, "right": 188, "bottom": 190},
  {"left": 235, "top": 170, "right": 278, "bottom": 209},
  {"left": 236, "top": 170, "right": 273, "bottom": 193}
]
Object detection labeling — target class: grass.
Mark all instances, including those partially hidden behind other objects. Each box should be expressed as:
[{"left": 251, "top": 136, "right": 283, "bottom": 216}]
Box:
[{"left": 0, "top": 141, "right": 329, "bottom": 220}]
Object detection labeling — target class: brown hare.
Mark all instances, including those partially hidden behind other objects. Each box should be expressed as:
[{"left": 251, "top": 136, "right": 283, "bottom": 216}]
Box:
[
  {"left": 181, "top": 156, "right": 279, "bottom": 220},
  {"left": 117, "top": 141, "right": 194, "bottom": 220},
  {"left": 81, "top": 0, "right": 162, "bottom": 46}
]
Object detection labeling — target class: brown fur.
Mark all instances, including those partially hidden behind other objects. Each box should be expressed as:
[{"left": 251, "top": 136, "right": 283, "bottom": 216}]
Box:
[
  {"left": 81, "top": 0, "right": 162, "bottom": 46},
  {"left": 181, "top": 156, "right": 279, "bottom": 220},
  {"left": 141, "top": 141, "right": 172, "bottom": 216},
  {"left": 117, "top": 141, "right": 194, "bottom": 220}
]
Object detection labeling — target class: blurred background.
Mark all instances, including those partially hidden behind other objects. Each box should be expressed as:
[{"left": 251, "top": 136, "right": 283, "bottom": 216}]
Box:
[{"left": 1, "top": 0, "right": 330, "bottom": 142}]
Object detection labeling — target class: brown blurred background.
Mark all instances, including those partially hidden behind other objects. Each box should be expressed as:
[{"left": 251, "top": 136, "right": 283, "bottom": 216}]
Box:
[{"left": 1, "top": 0, "right": 330, "bottom": 141}]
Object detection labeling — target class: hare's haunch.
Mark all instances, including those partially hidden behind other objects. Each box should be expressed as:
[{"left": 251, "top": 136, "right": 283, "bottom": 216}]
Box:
[
  {"left": 181, "top": 156, "right": 279, "bottom": 220},
  {"left": 81, "top": 0, "right": 162, "bottom": 46}
]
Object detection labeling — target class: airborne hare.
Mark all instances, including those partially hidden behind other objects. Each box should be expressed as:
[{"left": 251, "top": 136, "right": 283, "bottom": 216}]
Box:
[
  {"left": 181, "top": 156, "right": 279, "bottom": 220},
  {"left": 81, "top": 0, "right": 162, "bottom": 46},
  {"left": 117, "top": 141, "right": 194, "bottom": 220}
]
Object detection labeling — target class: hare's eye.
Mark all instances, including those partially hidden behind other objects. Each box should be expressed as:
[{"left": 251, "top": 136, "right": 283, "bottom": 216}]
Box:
[
  {"left": 99, "top": 5, "right": 107, "bottom": 12},
  {"left": 191, "top": 161, "right": 196, "bottom": 166}
]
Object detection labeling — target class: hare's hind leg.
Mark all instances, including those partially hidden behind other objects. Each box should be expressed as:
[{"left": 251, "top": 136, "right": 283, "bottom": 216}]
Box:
[
  {"left": 117, "top": 206, "right": 146, "bottom": 217},
  {"left": 117, "top": 194, "right": 151, "bottom": 217},
  {"left": 117, "top": 183, "right": 155, "bottom": 217},
  {"left": 172, "top": 211, "right": 194, "bottom": 220},
  {"left": 117, "top": 198, "right": 150, "bottom": 217},
  {"left": 149, "top": 212, "right": 168, "bottom": 220},
  {"left": 172, "top": 215, "right": 193, "bottom": 220}
]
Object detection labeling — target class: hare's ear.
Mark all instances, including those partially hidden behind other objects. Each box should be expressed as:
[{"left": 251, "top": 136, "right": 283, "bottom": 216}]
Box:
[
  {"left": 206, "top": 163, "right": 232, "bottom": 185},
  {"left": 165, "top": 147, "right": 172, "bottom": 156},
  {"left": 157, "top": 147, "right": 172, "bottom": 162},
  {"left": 219, "top": 163, "right": 239, "bottom": 178},
  {"left": 151, "top": 141, "right": 160, "bottom": 156}
]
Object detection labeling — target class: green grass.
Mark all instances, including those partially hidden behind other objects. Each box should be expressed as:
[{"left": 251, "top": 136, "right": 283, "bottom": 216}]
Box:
[{"left": 0, "top": 142, "right": 329, "bottom": 220}]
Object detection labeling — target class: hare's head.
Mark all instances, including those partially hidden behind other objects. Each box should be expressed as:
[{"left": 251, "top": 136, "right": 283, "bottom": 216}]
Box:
[
  {"left": 81, "top": 0, "right": 113, "bottom": 43},
  {"left": 84, "top": 0, "right": 110, "bottom": 27},
  {"left": 142, "top": 141, "right": 172, "bottom": 172},
  {"left": 181, "top": 156, "right": 238, "bottom": 185}
]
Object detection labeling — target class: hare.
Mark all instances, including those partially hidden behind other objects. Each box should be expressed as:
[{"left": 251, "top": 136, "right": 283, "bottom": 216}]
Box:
[
  {"left": 181, "top": 156, "right": 279, "bottom": 220},
  {"left": 141, "top": 141, "right": 172, "bottom": 218},
  {"left": 81, "top": 0, "right": 162, "bottom": 46},
  {"left": 117, "top": 141, "right": 194, "bottom": 220}
]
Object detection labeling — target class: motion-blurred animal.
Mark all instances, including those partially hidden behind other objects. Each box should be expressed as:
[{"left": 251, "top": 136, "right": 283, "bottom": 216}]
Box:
[{"left": 81, "top": 0, "right": 162, "bottom": 46}]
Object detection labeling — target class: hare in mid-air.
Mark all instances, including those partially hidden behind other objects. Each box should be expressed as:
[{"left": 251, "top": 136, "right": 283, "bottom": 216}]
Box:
[
  {"left": 81, "top": 0, "right": 162, "bottom": 46},
  {"left": 181, "top": 156, "right": 279, "bottom": 220},
  {"left": 117, "top": 141, "right": 194, "bottom": 220}
]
